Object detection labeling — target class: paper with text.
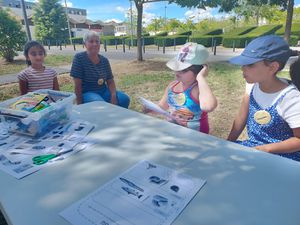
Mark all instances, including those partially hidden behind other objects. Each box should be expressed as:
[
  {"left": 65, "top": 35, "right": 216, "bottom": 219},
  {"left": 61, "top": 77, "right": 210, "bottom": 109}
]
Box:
[{"left": 60, "top": 160, "right": 206, "bottom": 225}]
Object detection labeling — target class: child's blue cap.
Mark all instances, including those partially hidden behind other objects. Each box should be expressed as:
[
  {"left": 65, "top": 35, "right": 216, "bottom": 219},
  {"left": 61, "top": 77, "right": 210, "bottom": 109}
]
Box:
[{"left": 229, "top": 35, "right": 292, "bottom": 66}]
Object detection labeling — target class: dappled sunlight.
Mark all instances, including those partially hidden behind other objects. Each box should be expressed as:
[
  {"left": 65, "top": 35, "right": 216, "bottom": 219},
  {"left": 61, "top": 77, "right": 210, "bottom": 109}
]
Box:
[{"left": 2, "top": 102, "right": 300, "bottom": 225}]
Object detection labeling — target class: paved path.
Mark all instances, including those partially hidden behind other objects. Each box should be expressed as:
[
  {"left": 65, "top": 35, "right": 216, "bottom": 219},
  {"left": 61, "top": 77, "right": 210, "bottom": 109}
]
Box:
[{"left": 1, "top": 45, "right": 299, "bottom": 85}]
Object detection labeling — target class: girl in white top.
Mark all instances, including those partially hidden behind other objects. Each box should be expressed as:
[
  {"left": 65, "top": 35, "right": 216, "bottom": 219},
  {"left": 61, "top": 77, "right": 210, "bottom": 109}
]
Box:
[
  {"left": 228, "top": 35, "right": 300, "bottom": 161},
  {"left": 18, "top": 41, "right": 59, "bottom": 95}
]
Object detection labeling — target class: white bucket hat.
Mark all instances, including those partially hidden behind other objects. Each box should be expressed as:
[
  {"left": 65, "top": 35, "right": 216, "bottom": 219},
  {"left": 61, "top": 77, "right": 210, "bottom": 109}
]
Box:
[{"left": 166, "top": 42, "right": 209, "bottom": 71}]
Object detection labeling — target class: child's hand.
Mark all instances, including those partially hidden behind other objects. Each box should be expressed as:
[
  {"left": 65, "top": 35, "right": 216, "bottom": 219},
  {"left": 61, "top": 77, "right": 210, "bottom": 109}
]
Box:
[
  {"left": 196, "top": 64, "right": 209, "bottom": 79},
  {"left": 142, "top": 105, "right": 151, "bottom": 114},
  {"left": 255, "top": 144, "right": 271, "bottom": 152}
]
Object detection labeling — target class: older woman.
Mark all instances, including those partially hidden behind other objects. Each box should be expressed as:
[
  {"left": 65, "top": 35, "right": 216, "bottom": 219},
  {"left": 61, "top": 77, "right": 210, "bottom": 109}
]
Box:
[{"left": 70, "top": 31, "right": 130, "bottom": 108}]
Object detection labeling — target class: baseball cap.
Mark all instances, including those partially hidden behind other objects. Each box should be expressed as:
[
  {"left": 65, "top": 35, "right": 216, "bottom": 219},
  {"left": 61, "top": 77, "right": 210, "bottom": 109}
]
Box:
[
  {"left": 166, "top": 42, "right": 209, "bottom": 71},
  {"left": 229, "top": 35, "right": 292, "bottom": 66}
]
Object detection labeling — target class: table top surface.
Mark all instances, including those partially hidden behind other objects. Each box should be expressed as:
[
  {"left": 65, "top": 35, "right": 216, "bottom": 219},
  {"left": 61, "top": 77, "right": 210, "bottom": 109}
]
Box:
[{"left": 1, "top": 101, "right": 300, "bottom": 225}]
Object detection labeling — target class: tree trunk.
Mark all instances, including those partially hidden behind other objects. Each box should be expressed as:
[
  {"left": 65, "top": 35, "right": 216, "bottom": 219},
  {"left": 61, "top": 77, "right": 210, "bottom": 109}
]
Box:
[
  {"left": 135, "top": 1, "right": 143, "bottom": 61},
  {"left": 284, "top": 0, "right": 294, "bottom": 44}
]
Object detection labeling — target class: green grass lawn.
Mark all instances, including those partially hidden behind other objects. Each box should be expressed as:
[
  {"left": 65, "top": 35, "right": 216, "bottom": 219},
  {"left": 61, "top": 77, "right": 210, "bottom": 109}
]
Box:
[
  {"left": 0, "top": 59, "right": 292, "bottom": 139},
  {"left": 0, "top": 55, "right": 73, "bottom": 76}
]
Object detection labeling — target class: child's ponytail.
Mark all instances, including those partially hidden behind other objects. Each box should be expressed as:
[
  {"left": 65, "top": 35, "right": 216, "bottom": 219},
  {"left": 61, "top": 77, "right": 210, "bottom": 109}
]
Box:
[{"left": 290, "top": 56, "right": 300, "bottom": 90}]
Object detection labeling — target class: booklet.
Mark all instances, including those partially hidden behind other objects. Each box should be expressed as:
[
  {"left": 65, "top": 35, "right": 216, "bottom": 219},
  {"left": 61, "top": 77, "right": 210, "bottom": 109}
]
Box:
[{"left": 60, "top": 160, "right": 206, "bottom": 225}]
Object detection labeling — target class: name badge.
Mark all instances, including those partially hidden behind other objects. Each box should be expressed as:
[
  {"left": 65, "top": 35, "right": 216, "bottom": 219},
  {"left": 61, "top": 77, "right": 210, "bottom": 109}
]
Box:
[
  {"left": 98, "top": 78, "right": 104, "bottom": 86},
  {"left": 254, "top": 110, "right": 271, "bottom": 125},
  {"left": 174, "top": 93, "right": 186, "bottom": 106}
]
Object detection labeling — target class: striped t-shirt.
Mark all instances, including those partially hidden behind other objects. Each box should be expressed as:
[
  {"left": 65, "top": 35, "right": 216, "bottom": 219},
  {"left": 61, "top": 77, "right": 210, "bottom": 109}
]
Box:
[
  {"left": 17, "top": 67, "right": 57, "bottom": 92},
  {"left": 70, "top": 52, "right": 113, "bottom": 93}
]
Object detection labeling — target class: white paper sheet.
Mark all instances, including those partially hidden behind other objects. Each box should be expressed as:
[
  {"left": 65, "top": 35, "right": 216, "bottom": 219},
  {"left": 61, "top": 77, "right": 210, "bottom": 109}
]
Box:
[
  {"left": 139, "top": 97, "right": 174, "bottom": 119},
  {"left": 0, "top": 120, "right": 95, "bottom": 179},
  {"left": 60, "top": 160, "right": 206, "bottom": 225}
]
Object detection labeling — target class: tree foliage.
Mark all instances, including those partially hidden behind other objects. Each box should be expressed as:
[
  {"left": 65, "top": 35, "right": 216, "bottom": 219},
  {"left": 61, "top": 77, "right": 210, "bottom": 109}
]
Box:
[
  {"left": 0, "top": 8, "right": 26, "bottom": 62},
  {"left": 145, "top": 17, "right": 165, "bottom": 33},
  {"left": 133, "top": 0, "right": 294, "bottom": 61},
  {"left": 33, "top": 0, "right": 68, "bottom": 41}
]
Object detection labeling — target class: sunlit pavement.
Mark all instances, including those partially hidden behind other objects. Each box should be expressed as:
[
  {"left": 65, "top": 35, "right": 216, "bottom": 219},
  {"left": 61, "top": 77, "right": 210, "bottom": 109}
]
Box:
[{"left": 2, "top": 45, "right": 298, "bottom": 85}]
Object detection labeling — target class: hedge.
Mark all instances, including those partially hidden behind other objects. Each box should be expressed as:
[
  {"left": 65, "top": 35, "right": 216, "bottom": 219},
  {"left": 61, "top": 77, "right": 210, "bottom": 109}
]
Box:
[
  {"left": 71, "top": 37, "right": 83, "bottom": 44},
  {"left": 176, "top": 30, "right": 192, "bottom": 36},
  {"left": 192, "top": 28, "right": 223, "bottom": 36},
  {"left": 155, "top": 31, "right": 168, "bottom": 36},
  {"left": 222, "top": 36, "right": 256, "bottom": 48},
  {"left": 224, "top": 26, "right": 257, "bottom": 36},
  {"left": 275, "top": 23, "right": 300, "bottom": 38},
  {"left": 155, "top": 35, "right": 188, "bottom": 46},
  {"left": 189, "top": 35, "right": 223, "bottom": 47},
  {"left": 124, "top": 36, "right": 155, "bottom": 46},
  {"left": 101, "top": 36, "right": 129, "bottom": 45},
  {"left": 289, "top": 35, "right": 299, "bottom": 46},
  {"left": 245, "top": 24, "right": 282, "bottom": 36}
]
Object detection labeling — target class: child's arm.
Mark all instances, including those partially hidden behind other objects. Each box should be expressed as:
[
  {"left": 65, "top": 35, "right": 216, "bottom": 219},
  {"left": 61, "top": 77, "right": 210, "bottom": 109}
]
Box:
[
  {"left": 73, "top": 78, "right": 83, "bottom": 104},
  {"left": 227, "top": 94, "right": 250, "bottom": 141},
  {"left": 19, "top": 79, "right": 28, "bottom": 95},
  {"left": 196, "top": 65, "right": 217, "bottom": 112},
  {"left": 255, "top": 128, "right": 300, "bottom": 153},
  {"left": 53, "top": 77, "right": 60, "bottom": 91},
  {"left": 143, "top": 83, "right": 171, "bottom": 114}
]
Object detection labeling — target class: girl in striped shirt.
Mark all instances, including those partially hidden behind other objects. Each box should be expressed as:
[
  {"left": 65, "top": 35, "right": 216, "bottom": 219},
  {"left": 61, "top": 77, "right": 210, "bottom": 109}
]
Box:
[{"left": 18, "top": 41, "right": 59, "bottom": 95}]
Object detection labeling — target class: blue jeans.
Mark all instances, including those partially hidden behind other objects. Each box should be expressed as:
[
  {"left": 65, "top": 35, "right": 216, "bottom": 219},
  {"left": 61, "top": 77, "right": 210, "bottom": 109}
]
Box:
[{"left": 82, "top": 87, "right": 130, "bottom": 108}]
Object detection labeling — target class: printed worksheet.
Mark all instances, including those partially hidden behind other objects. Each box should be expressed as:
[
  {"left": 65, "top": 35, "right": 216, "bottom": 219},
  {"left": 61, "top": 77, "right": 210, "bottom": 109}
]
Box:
[
  {"left": 0, "top": 119, "right": 95, "bottom": 179},
  {"left": 139, "top": 97, "right": 174, "bottom": 119},
  {"left": 60, "top": 160, "right": 206, "bottom": 225}
]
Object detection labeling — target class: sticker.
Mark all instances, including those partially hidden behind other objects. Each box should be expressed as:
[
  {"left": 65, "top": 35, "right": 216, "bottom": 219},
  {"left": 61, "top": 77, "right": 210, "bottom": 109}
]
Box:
[
  {"left": 174, "top": 93, "right": 186, "bottom": 106},
  {"left": 254, "top": 110, "right": 271, "bottom": 125},
  {"left": 98, "top": 78, "right": 104, "bottom": 86}
]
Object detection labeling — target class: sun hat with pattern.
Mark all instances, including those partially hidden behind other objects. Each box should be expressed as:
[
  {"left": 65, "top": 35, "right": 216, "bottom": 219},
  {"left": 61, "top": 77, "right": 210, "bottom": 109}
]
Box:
[{"left": 166, "top": 42, "right": 209, "bottom": 71}]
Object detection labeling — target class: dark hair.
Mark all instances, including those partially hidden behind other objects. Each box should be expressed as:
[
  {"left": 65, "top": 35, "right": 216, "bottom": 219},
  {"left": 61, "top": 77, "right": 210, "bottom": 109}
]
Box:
[
  {"left": 263, "top": 60, "right": 285, "bottom": 72},
  {"left": 290, "top": 57, "right": 300, "bottom": 90},
  {"left": 187, "top": 65, "right": 204, "bottom": 75},
  {"left": 23, "top": 41, "right": 46, "bottom": 66}
]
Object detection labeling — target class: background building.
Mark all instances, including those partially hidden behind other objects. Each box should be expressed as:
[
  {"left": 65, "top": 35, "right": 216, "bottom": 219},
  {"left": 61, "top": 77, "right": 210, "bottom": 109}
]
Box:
[{"left": 0, "top": 0, "right": 120, "bottom": 39}]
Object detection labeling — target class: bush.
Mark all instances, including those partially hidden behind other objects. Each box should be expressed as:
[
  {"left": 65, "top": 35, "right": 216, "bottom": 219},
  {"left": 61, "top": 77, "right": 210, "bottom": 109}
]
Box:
[
  {"left": 224, "top": 26, "right": 257, "bottom": 36},
  {"left": 0, "top": 9, "right": 26, "bottom": 62},
  {"left": 101, "top": 36, "right": 124, "bottom": 45},
  {"left": 124, "top": 36, "right": 155, "bottom": 46},
  {"left": 275, "top": 23, "right": 300, "bottom": 39},
  {"left": 155, "top": 35, "right": 188, "bottom": 46},
  {"left": 155, "top": 31, "right": 168, "bottom": 36},
  {"left": 192, "top": 28, "right": 223, "bottom": 36},
  {"left": 189, "top": 35, "right": 223, "bottom": 47},
  {"left": 289, "top": 35, "right": 299, "bottom": 46},
  {"left": 246, "top": 24, "right": 282, "bottom": 36},
  {"left": 176, "top": 30, "right": 192, "bottom": 36},
  {"left": 222, "top": 36, "right": 256, "bottom": 48},
  {"left": 71, "top": 37, "right": 83, "bottom": 44}
]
